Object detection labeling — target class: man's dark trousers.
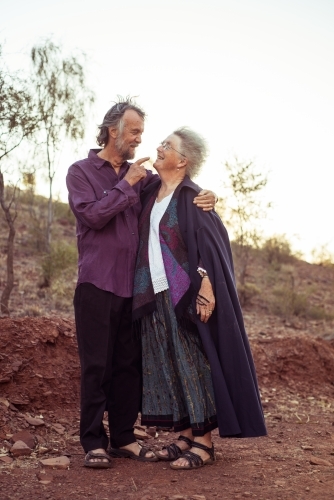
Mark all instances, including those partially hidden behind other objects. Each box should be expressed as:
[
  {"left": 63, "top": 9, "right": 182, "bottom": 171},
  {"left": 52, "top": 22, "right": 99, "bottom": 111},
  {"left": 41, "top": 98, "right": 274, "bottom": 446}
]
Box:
[{"left": 74, "top": 283, "right": 141, "bottom": 453}]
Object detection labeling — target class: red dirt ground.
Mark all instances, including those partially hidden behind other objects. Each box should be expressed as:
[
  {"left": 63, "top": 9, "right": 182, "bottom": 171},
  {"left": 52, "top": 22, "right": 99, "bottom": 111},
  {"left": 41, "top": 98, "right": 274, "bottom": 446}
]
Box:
[{"left": 1, "top": 312, "right": 334, "bottom": 500}]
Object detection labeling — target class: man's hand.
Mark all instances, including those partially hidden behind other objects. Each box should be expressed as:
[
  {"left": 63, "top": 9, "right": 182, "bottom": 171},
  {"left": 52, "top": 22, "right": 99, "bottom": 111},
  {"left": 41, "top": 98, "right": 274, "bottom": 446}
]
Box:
[
  {"left": 123, "top": 157, "right": 150, "bottom": 186},
  {"left": 193, "top": 189, "right": 217, "bottom": 211}
]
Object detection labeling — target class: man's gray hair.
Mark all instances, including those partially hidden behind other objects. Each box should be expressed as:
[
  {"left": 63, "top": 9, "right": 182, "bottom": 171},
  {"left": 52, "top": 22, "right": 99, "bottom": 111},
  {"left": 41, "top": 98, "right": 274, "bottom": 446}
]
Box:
[
  {"left": 96, "top": 96, "right": 146, "bottom": 147},
  {"left": 173, "top": 127, "right": 208, "bottom": 178}
]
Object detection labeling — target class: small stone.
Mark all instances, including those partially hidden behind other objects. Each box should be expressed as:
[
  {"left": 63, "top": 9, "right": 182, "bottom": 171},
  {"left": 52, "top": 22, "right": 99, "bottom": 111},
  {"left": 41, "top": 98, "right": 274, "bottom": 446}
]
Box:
[
  {"left": 35, "top": 435, "right": 46, "bottom": 444},
  {"left": 36, "top": 472, "right": 53, "bottom": 485},
  {"left": 169, "top": 496, "right": 187, "bottom": 500},
  {"left": 134, "top": 428, "right": 150, "bottom": 440},
  {"left": 51, "top": 424, "right": 65, "bottom": 435},
  {"left": 309, "top": 457, "right": 333, "bottom": 467},
  {"left": 146, "top": 427, "right": 158, "bottom": 438},
  {"left": 12, "top": 430, "right": 35, "bottom": 449},
  {"left": 243, "top": 493, "right": 252, "bottom": 498},
  {"left": 40, "top": 456, "right": 70, "bottom": 469},
  {"left": 301, "top": 445, "right": 314, "bottom": 451},
  {"left": 68, "top": 429, "right": 79, "bottom": 436},
  {"left": 191, "top": 496, "right": 206, "bottom": 500},
  {"left": 10, "top": 440, "right": 32, "bottom": 457},
  {"left": 134, "top": 424, "right": 146, "bottom": 431},
  {"left": 25, "top": 417, "right": 45, "bottom": 427},
  {"left": 38, "top": 447, "right": 52, "bottom": 455},
  {"left": 57, "top": 418, "right": 70, "bottom": 425},
  {"left": 0, "top": 456, "right": 14, "bottom": 464}
]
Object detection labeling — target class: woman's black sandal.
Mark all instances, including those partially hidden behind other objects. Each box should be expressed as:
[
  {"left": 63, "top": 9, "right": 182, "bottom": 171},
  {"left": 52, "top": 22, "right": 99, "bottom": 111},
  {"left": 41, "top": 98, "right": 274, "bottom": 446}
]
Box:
[
  {"left": 170, "top": 441, "right": 215, "bottom": 470},
  {"left": 156, "top": 435, "right": 193, "bottom": 461}
]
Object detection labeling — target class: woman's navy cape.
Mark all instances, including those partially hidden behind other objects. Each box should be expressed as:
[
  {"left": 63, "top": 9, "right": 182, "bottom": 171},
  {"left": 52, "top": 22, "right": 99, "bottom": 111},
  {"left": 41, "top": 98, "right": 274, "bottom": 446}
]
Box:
[{"left": 139, "top": 176, "right": 267, "bottom": 438}]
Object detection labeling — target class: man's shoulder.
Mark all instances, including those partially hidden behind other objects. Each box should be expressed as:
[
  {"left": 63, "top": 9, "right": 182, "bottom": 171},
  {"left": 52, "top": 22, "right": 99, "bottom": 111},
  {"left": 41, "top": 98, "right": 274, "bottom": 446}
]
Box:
[{"left": 67, "top": 156, "right": 94, "bottom": 176}]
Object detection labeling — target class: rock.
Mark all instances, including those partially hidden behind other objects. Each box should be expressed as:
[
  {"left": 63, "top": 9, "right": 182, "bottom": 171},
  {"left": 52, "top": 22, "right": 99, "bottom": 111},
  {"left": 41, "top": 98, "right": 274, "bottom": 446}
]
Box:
[
  {"left": 12, "top": 430, "right": 35, "bottom": 449},
  {"left": 134, "top": 424, "right": 146, "bottom": 431},
  {"left": 0, "top": 397, "right": 9, "bottom": 408},
  {"left": 134, "top": 428, "right": 150, "bottom": 440},
  {"left": 57, "top": 418, "right": 70, "bottom": 425},
  {"left": 309, "top": 457, "right": 333, "bottom": 466},
  {"left": 146, "top": 427, "right": 158, "bottom": 438},
  {"left": 38, "top": 447, "right": 52, "bottom": 455},
  {"left": 36, "top": 435, "right": 46, "bottom": 444},
  {"left": 169, "top": 496, "right": 187, "bottom": 500},
  {"left": 51, "top": 424, "right": 65, "bottom": 435},
  {"left": 25, "top": 417, "right": 45, "bottom": 427},
  {"left": 301, "top": 445, "right": 314, "bottom": 451},
  {"left": 191, "top": 496, "right": 207, "bottom": 500},
  {"left": 36, "top": 472, "right": 53, "bottom": 484},
  {"left": 40, "top": 456, "right": 70, "bottom": 469},
  {"left": 0, "top": 456, "right": 14, "bottom": 464},
  {"left": 10, "top": 440, "right": 32, "bottom": 457},
  {"left": 68, "top": 429, "right": 79, "bottom": 436}
]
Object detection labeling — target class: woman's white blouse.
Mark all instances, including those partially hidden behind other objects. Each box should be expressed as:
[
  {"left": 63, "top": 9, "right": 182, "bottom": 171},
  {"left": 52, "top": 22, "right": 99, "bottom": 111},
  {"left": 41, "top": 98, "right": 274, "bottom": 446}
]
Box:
[{"left": 149, "top": 192, "right": 174, "bottom": 294}]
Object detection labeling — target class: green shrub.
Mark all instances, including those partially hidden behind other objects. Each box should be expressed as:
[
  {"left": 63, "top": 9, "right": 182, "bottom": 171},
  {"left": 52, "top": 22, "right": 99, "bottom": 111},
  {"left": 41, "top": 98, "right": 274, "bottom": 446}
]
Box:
[
  {"left": 270, "top": 286, "right": 308, "bottom": 318},
  {"left": 40, "top": 242, "right": 77, "bottom": 287},
  {"left": 237, "top": 282, "right": 261, "bottom": 306},
  {"left": 262, "top": 235, "right": 293, "bottom": 265},
  {"left": 54, "top": 200, "right": 76, "bottom": 225},
  {"left": 311, "top": 245, "right": 334, "bottom": 268}
]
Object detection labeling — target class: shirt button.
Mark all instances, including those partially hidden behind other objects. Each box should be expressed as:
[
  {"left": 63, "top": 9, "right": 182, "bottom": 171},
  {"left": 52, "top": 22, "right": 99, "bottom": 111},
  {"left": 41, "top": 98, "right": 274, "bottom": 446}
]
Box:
[{"left": 132, "top": 232, "right": 134, "bottom": 235}]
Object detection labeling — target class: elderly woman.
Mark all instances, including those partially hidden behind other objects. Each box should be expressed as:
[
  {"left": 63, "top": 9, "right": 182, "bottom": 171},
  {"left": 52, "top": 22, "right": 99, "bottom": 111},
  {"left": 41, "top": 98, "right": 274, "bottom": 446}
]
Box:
[{"left": 132, "top": 127, "right": 266, "bottom": 470}]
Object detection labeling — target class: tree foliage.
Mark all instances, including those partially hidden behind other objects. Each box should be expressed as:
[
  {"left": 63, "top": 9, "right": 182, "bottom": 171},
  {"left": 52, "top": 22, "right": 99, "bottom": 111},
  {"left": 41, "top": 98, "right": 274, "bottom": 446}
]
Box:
[
  {"left": 225, "top": 157, "right": 270, "bottom": 289},
  {"left": 30, "top": 39, "right": 95, "bottom": 251},
  {"left": 0, "top": 45, "right": 39, "bottom": 315}
]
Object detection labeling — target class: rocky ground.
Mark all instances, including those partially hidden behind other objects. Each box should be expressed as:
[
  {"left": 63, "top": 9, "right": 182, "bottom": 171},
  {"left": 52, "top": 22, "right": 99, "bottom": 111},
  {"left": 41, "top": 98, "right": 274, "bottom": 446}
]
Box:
[{"left": 1, "top": 312, "right": 334, "bottom": 500}]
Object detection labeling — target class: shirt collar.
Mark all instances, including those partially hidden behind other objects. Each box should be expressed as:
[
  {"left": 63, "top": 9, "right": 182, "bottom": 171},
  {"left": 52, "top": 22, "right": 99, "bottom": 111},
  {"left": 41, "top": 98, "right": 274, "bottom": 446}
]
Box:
[{"left": 88, "top": 149, "right": 130, "bottom": 171}]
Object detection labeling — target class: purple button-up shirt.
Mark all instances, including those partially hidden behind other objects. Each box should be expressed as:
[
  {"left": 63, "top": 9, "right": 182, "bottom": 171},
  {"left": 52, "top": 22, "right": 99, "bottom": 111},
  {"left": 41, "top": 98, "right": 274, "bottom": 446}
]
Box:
[{"left": 66, "top": 149, "right": 157, "bottom": 297}]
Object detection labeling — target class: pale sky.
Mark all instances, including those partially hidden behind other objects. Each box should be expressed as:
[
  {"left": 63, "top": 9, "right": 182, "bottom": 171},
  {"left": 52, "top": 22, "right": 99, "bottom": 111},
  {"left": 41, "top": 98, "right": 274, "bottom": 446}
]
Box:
[{"left": 1, "top": 0, "right": 334, "bottom": 259}]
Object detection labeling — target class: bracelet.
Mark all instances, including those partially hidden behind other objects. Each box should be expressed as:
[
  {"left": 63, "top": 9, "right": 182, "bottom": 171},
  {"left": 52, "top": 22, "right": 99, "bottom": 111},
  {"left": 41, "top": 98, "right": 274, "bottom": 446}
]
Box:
[{"left": 197, "top": 266, "right": 208, "bottom": 278}]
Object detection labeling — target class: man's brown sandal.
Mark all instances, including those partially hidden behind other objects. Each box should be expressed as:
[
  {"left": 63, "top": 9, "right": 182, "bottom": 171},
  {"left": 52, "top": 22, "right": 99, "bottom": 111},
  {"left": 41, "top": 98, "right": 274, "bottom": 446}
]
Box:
[
  {"left": 170, "top": 441, "right": 215, "bottom": 470},
  {"left": 84, "top": 450, "right": 112, "bottom": 469},
  {"left": 156, "top": 435, "right": 193, "bottom": 461},
  {"left": 109, "top": 445, "right": 158, "bottom": 462}
]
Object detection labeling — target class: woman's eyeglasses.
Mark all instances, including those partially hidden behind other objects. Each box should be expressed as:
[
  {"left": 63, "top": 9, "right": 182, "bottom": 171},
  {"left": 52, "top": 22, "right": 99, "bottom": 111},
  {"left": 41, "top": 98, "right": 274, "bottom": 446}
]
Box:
[{"left": 160, "top": 142, "right": 186, "bottom": 157}]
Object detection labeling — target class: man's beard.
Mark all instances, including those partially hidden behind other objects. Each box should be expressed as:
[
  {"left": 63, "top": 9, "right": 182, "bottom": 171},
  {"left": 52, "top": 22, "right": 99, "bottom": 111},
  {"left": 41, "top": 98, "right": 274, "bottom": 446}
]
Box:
[{"left": 115, "top": 136, "right": 136, "bottom": 161}]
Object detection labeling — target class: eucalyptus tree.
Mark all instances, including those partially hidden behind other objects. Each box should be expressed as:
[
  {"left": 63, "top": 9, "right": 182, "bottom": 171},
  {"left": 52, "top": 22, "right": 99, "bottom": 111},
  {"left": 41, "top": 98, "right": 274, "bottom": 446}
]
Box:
[
  {"left": 224, "top": 157, "right": 270, "bottom": 291},
  {"left": 0, "top": 46, "right": 38, "bottom": 314},
  {"left": 30, "top": 39, "right": 95, "bottom": 251}
]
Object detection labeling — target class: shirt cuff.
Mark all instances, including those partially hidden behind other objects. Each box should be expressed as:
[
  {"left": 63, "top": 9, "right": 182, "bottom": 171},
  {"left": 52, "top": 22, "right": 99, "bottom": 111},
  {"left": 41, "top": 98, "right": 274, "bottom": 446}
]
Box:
[{"left": 116, "top": 179, "right": 139, "bottom": 204}]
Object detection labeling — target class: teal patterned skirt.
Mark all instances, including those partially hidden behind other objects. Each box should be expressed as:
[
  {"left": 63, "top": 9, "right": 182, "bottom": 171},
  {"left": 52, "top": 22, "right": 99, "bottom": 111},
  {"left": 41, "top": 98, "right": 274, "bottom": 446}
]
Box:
[{"left": 140, "top": 289, "right": 217, "bottom": 436}]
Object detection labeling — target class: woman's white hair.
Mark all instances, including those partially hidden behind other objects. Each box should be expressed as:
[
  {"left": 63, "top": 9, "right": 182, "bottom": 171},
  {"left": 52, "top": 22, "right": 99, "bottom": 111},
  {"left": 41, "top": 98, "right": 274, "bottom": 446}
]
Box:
[{"left": 173, "top": 126, "right": 208, "bottom": 178}]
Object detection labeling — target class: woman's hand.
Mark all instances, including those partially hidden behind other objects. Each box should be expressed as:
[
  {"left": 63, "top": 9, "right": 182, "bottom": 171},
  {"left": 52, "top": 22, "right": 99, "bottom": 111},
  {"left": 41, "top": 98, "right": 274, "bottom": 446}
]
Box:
[{"left": 196, "top": 277, "right": 215, "bottom": 323}]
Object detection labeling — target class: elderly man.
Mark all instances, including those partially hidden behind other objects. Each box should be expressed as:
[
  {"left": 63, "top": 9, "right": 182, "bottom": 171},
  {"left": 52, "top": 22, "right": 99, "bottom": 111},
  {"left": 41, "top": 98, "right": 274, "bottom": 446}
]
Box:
[{"left": 66, "top": 98, "right": 216, "bottom": 468}]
